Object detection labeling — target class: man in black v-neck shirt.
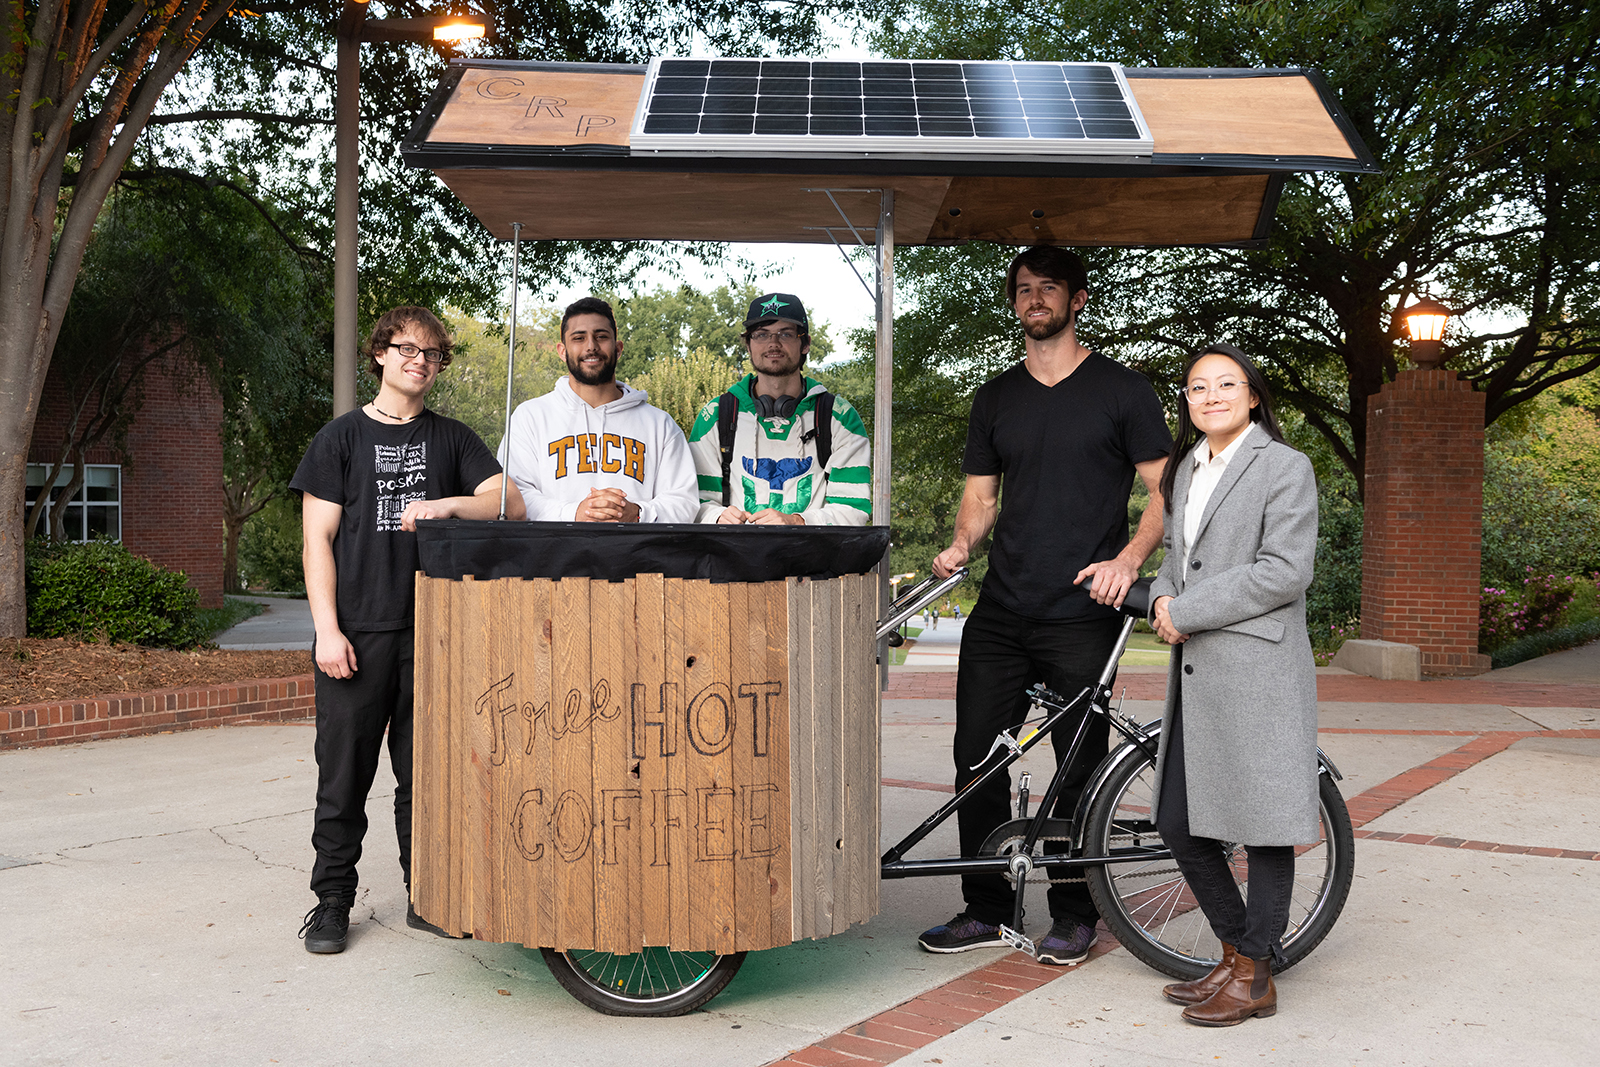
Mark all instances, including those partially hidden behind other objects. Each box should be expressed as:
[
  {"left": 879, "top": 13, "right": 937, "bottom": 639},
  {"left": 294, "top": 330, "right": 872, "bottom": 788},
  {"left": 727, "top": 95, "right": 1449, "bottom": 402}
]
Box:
[
  {"left": 289, "top": 306, "right": 524, "bottom": 954},
  {"left": 921, "top": 248, "right": 1172, "bottom": 965}
]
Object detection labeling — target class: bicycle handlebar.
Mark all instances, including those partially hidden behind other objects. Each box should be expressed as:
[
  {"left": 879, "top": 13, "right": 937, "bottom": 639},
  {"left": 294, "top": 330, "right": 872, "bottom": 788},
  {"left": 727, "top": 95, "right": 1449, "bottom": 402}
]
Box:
[{"left": 876, "top": 568, "right": 967, "bottom": 641}]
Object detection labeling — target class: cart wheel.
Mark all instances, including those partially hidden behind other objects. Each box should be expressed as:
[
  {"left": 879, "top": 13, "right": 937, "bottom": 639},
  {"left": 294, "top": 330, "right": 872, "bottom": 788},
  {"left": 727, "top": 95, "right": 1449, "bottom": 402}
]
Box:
[{"left": 541, "top": 946, "right": 747, "bottom": 1016}]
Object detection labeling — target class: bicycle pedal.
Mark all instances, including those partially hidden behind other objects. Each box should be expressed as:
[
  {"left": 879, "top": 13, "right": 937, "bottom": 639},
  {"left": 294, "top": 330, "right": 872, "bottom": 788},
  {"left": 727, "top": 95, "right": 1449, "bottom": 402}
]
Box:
[{"left": 999, "top": 924, "right": 1036, "bottom": 958}]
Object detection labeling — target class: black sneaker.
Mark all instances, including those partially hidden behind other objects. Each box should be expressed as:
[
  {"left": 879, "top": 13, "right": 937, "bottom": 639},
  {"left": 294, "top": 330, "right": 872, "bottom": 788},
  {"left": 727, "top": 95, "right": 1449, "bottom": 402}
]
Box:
[
  {"left": 406, "top": 902, "right": 468, "bottom": 939},
  {"left": 917, "top": 913, "right": 1006, "bottom": 953},
  {"left": 299, "top": 895, "right": 351, "bottom": 954},
  {"left": 1035, "top": 919, "right": 1097, "bottom": 965}
]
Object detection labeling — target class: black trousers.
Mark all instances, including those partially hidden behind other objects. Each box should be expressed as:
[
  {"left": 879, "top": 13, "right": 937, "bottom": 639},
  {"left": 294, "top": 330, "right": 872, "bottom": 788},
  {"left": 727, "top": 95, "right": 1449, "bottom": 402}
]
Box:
[
  {"left": 1155, "top": 689, "right": 1295, "bottom": 962},
  {"left": 310, "top": 627, "right": 414, "bottom": 901},
  {"left": 953, "top": 598, "right": 1119, "bottom": 927}
]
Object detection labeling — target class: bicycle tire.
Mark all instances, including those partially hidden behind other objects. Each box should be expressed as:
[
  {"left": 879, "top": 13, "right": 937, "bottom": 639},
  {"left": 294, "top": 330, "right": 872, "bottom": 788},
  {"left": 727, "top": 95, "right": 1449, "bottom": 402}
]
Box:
[
  {"left": 541, "top": 946, "right": 747, "bottom": 1017},
  {"left": 1083, "top": 745, "right": 1354, "bottom": 980}
]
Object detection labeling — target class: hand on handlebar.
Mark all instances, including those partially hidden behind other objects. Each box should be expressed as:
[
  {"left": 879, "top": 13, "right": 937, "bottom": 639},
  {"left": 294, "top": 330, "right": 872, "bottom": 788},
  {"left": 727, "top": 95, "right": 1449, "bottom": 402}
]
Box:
[
  {"left": 932, "top": 544, "right": 968, "bottom": 580},
  {"left": 1073, "top": 557, "right": 1139, "bottom": 609}
]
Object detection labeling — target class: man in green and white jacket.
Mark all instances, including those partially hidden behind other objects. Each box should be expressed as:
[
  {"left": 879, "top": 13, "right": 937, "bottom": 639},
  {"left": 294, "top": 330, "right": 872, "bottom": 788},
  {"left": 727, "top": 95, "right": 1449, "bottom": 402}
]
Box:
[{"left": 688, "top": 293, "right": 872, "bottom": 526}]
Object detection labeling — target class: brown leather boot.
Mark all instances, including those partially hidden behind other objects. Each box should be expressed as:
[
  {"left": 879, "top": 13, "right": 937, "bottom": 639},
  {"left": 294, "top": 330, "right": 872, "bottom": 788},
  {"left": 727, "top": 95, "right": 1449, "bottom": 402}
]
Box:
[
  {"left": 1181, "top": 955, "right": 1277, "bottom": 1026},
  {"left": 1162, "top": 942, "right": 1236, "bottom": 1005}
]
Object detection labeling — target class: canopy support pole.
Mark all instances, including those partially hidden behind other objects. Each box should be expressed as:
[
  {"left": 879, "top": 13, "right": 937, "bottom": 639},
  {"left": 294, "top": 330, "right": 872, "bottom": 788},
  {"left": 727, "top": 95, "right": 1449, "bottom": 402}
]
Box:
[
  {"left": 873, "top": 190, "right": 893, "bottom": 526},
  {"left": 497, "top": 222, "right": 523, "bottom": 521},
  {"left": 874, "top": 189, "right": 894, "bottom": 691}
]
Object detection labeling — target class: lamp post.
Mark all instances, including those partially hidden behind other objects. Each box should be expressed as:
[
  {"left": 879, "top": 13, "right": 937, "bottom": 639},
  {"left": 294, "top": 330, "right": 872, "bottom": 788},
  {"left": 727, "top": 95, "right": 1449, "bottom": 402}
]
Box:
[
  {"left": 1400, "top": 294, "right": 1452, "bottom": 370},
  {"left": 333, "top": 2, "right": 489, "bottom": 416}
]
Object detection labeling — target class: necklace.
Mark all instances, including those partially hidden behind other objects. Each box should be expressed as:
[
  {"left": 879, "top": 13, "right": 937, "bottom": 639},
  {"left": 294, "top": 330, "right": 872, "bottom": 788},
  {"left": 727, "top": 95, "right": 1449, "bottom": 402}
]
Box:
[{"left": 370, "top": 401, "right": 424, "bottom": 423}]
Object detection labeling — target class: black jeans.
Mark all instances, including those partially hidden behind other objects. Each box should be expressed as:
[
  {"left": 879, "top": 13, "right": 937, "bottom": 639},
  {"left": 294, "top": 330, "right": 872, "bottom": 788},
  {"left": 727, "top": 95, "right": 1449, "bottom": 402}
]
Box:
[
  {"left": 1155, "top": 691, "right": 1295, "bottom": 962},
  {"left": 310, "top": 627, "right": 415, "bottom": 901},
  {"left": 953, "top": 598, "right": 1119, "bottom": 927}
]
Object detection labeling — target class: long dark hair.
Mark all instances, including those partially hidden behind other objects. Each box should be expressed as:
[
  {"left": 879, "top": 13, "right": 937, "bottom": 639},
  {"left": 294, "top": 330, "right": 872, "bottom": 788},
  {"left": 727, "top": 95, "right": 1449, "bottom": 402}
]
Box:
[{"left": 1160, "top": 343, "right": 1286, "bottom": 513}]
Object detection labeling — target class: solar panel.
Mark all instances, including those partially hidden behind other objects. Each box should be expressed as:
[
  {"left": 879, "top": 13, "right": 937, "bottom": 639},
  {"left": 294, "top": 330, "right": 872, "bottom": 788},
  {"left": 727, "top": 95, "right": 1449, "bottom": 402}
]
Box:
[{"left": 629, "top": 59, "right": 1153, "bottom": 157}]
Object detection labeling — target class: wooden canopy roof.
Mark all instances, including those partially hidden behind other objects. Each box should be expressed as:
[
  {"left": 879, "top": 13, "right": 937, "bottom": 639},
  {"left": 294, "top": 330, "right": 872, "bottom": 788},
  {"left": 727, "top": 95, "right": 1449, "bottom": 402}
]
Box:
[{"left": 400, "top": 60, "right": 1374, "bottom": 249}]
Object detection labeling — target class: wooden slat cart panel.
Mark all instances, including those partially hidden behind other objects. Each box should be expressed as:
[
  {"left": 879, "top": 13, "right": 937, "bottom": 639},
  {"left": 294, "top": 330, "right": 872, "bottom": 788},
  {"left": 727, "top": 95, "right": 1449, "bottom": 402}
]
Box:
[{"left": 413, "top": 572, "right": 876, "bottom": 952}]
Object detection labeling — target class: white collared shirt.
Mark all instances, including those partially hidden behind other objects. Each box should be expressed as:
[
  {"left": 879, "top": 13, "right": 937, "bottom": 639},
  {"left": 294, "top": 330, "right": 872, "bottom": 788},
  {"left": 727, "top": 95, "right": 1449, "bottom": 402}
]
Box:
[{"left": 1181, "top": 422, "right": 1257, "bottom": 575}]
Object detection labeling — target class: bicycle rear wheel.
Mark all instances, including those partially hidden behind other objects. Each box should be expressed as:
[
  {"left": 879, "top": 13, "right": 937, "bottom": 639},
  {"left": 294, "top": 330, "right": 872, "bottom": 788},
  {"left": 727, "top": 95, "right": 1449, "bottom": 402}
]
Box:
[
  {"left": 1083, "top": 745, "right": 1354, "bottom": 980},
  {"left": 541, "top": 946, "right": 746, "bottom": 1016}
]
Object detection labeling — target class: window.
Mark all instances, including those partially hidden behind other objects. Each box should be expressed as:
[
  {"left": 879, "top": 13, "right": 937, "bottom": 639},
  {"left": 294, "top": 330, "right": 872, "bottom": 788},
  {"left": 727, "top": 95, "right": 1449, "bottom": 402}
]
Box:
[{"left": 26, "top": 464, "right": 122, "bottom": 542}]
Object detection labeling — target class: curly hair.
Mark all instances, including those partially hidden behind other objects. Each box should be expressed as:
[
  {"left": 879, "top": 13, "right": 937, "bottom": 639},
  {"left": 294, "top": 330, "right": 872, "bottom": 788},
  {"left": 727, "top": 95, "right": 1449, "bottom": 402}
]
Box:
[{"left": 365, "top": 306, "right": 453, "bottom": 377}]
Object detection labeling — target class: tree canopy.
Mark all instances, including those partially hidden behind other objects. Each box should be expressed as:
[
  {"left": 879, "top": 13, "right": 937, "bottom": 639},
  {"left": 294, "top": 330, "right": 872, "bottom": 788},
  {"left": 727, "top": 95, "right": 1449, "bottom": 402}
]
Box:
[
  {"left": 865, "top": 0, "right": 1600, "bottom": 490},
  {"left": 0, "top": 0, "right": 868, "bottom": 636}
]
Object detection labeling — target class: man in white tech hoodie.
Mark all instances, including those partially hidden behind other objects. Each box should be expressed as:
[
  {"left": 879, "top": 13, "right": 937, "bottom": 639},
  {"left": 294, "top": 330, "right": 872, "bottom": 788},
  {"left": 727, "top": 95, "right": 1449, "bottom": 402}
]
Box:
[{"left": 500, "top": 297, "right": 698, "bottom": 523}]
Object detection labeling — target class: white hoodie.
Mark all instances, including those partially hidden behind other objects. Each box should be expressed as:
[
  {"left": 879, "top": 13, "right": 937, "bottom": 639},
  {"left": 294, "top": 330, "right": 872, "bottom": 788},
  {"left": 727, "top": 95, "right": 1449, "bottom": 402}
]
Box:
[{"left": 500, "top": 377, "right": 698, "bottom": 523}]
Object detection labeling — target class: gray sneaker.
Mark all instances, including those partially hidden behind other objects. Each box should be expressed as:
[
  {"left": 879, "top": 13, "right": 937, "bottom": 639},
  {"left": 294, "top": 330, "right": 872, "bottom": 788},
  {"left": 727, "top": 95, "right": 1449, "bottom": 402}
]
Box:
[
  {"left": 1035, "top": 919, "right": 1097, "bottom": 965},
  {"left": 918, "top": 913, "right": 1006, "bottom": 953}
]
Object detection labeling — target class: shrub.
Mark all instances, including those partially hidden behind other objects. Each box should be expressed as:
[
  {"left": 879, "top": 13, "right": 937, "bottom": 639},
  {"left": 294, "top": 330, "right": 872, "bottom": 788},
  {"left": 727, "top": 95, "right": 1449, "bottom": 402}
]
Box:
[
  {"left": 25, "top": 539, "right": 207, "bottom": 648},
  {"left": 1479, "top": 568, "right": 1580, "bottom": 653},
  {"left": 1306, "top": 479, "right": 1362, "bottom": 633},
  {"left": 238, "top": 495, "right": 306, "bottom": 593}
]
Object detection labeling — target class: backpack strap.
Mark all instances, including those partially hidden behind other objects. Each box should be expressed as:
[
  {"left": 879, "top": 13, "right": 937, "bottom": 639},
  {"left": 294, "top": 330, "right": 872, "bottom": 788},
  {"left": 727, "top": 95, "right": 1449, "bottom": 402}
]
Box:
[
  {"left": 814, "top": 392, "right": 835, "bottom": 472},
  {"left": 716, "top": 391, "right": 739, "bottom": 507}
]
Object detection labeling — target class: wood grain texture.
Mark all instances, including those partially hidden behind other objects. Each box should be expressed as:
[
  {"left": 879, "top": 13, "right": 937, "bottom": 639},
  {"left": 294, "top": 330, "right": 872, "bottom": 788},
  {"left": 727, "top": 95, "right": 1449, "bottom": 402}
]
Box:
[
  {"left": 427, "top": 69, "right": 643, "bottom": 147},
  {"left": 661, "top": 578, "right": 694, "bottom": 949},
  {"left": 810, "top": 577, "right": 843, "bottom": 936},
  {"left": 550, "top": 577, "right": 596, "bottom": 950},
  {"left": 683, "top": 579, "right": 736, "bottom": 953},
  {"left": 926, "top": 174, "right": 1272, "bottom": 246},
  {"left": 762, "top": 581, "right": 794, "bottom": 946},
  {"left": 432, "top": 170, "right": 949, "bottom": 244},
  {"left": 410, "top": 573, "right": 874, "bottom": 952},
  {"left": 1130, "top": 74, "right": 1358, "bottom": 159},
  {"left": 632, "top": 572, "right": 673, "bottom": 948},
  {"left": 786, "top": 576, "right": 815, "bottom": 939},
  {"left": 590, "top": 578, "right": 639, "bottom": 953}
]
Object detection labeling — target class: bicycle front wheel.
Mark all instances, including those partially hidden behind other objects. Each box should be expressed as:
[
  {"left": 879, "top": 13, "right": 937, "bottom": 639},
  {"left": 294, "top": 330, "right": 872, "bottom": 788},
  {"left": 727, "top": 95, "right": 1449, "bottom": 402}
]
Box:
[
  {"left": 541, "top": 946, "right": 746, "bottom": 1017},
  {"left": 1083, "top": 745, "right": 1354, "bottom": 980}
]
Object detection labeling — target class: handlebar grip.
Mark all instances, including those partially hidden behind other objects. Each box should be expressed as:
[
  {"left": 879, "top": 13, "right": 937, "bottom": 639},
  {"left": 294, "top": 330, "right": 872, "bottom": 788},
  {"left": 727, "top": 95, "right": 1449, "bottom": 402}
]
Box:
[{"left": 1119, "top": 576, "right": 1155, "bottom": 620}]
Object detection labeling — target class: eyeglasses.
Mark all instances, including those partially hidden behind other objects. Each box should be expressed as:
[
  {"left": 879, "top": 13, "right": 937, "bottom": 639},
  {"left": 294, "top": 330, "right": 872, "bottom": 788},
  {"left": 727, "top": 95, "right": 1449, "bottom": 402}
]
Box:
[
  {"left": 1185, "top": 379, "right": 1245, "bottom": 403},
  {"left": 750, "top": 329, "right": 801, "bottom": 345},
  {"left": 389, "top": 342, "right": 445, "bottom": 364}
]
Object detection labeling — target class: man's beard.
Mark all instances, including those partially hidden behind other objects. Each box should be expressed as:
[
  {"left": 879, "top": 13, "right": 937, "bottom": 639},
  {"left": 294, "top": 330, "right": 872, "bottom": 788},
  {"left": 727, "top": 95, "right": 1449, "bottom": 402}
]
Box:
[
  {"left": 567, "top": 351, "right": 617, "bottom": 386},
  {"left": 1020, "top": 305, "right": 1073, "bottom": 341}
]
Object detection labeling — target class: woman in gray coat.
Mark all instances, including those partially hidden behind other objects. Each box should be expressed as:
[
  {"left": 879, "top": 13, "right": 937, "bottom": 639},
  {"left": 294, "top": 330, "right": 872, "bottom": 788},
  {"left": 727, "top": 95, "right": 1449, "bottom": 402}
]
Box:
[{"left": 1148, "top": 343, "right": 1319, "bottom": 1027}]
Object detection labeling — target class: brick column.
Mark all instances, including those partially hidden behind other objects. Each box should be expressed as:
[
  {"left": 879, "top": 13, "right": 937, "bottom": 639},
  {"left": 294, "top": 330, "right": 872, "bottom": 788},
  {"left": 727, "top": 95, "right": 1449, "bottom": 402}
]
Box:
[{"left": 1359, "top": 369, "right": 1490, "bottom": 676}]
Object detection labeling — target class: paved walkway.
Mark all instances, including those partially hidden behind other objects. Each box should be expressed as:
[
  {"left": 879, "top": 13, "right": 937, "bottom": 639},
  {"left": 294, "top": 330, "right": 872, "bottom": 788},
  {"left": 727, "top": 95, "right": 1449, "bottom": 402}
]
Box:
[
  {"left": 215, "top": 594, "right": 313, "bottom": 651},
  {"left": 3, "top": 641, "right": 1596, "bottom": 1065}
]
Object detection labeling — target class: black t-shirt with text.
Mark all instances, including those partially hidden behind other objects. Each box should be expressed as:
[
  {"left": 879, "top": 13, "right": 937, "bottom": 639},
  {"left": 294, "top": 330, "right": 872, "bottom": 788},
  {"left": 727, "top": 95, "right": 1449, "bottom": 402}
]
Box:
[
  {"left": 963, "top": 352, "right": 1172, "bottom": 621},
  {"left": 290, "top": 409, "right": 501, "bottom": 631}
]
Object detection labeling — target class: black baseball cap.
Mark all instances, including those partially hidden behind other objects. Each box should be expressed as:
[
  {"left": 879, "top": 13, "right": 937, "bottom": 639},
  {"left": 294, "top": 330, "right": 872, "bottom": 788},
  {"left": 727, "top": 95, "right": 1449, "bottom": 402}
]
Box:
[{"left": 744, "top": 293, "right": 808, "bottom": 331}]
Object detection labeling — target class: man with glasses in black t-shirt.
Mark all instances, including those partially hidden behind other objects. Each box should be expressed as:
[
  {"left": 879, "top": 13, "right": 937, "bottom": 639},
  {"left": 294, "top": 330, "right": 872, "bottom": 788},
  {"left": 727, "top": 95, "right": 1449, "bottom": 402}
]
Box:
[
  {"left": 290, "top": 306, "right": 524, "bottom": 954},
  {"left": 920, "top": 247, "right": 1172, "bottom": 966}
]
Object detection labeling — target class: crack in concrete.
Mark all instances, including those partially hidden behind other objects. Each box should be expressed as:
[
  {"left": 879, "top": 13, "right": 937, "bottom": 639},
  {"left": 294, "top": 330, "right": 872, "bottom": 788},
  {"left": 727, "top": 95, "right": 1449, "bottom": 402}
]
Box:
[
  {"left": 207, "top": 825, "right": 306, "bottom": 873},
  {"left": 23, "top": 805, "right": 318, "bottom": 857}
]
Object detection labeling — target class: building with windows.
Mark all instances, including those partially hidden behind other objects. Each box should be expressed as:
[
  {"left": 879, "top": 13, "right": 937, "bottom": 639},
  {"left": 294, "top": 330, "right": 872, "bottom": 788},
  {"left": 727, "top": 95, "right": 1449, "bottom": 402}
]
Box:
[{"left": 26, "top": 344, "right": 224, "bottom": 608}]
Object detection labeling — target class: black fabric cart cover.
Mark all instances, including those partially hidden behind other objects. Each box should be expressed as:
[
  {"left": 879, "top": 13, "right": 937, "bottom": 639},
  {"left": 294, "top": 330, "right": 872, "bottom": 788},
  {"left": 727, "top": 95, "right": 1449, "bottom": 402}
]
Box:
[{"left": 415, "top": 520, "right": 890, "bottom": 583}]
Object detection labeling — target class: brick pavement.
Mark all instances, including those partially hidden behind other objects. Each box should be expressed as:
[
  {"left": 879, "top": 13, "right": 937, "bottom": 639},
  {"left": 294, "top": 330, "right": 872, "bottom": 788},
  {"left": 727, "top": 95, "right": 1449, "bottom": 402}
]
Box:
[{"left": 771, "top": 667, "right": 1600, "bottom": 1065}]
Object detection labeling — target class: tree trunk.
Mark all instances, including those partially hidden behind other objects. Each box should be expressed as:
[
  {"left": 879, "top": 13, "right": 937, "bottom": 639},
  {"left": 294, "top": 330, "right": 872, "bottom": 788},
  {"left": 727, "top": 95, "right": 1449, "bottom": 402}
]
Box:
[
  {"left": 223, "top": 473, "right": 273, "bottom": 595},
  {"left": 48, "top": 458, "right": 87, "bottom": 542}
]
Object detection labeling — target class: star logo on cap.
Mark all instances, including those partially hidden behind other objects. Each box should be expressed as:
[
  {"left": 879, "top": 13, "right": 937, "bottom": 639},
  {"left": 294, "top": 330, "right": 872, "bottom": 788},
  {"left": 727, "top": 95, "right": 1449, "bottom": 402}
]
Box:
[{"left": 759, "top": 296, "right": 791, "bottom": 316}]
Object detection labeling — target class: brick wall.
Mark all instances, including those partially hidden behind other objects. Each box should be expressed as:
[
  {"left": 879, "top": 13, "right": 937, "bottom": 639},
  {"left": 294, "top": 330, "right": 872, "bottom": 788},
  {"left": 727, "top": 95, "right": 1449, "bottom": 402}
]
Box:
[
  {"left": 28, "top": 340, "right": 225, "bottom": 607},
  {"left": 0, "top": 675, "right": 314, "bottom": 750},
  {"left": 1359, "top": 369, "right": 1492, "bottom": 676}
]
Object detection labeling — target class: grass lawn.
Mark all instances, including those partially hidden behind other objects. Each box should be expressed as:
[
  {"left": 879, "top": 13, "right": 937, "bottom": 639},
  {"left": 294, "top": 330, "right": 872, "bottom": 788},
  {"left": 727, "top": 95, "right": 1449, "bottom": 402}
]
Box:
[
  {"left": 194, "top": 596, "right": 265, "bottom": 643},
  {"left": 1120, "top": 630, "right": 1173, "bottom": 667}
]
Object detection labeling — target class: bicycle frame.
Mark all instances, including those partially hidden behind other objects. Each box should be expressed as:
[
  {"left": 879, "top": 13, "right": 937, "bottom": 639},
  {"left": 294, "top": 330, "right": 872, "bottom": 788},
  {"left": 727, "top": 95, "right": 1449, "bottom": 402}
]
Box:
[
  {"left": 879, "top": 610, "right": 1164, "bottom": 889},
  {"left": 876, "top": 575, "right": 1345, "bottom": 952}
]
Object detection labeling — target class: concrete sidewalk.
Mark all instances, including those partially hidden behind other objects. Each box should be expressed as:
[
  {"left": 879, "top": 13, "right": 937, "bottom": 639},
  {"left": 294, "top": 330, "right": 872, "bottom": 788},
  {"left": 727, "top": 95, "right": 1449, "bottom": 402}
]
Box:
[
  {"left": 215, "top": 594, "right": 313, "bottom": 651},
  {"left": 3, "top": 651, "right": 1597, "bottom": 1065}
]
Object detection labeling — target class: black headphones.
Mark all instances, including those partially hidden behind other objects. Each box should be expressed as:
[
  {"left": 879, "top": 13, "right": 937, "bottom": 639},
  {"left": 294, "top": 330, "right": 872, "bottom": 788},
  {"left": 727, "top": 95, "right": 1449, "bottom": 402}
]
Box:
[{"left": 755, "top": 393, "right": 799, "bottom": 420}]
